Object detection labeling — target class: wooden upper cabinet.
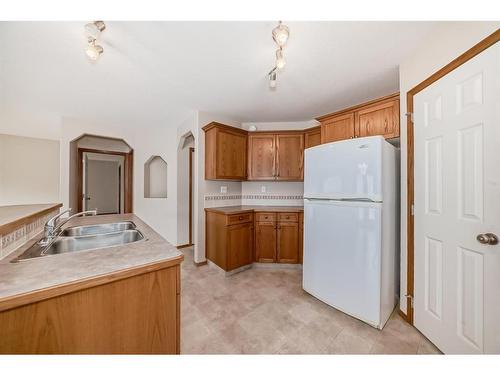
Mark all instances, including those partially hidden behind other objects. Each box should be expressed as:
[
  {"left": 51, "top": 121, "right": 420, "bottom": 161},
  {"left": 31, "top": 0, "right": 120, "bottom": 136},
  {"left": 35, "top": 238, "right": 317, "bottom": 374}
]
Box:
[
  {"left": 247, "top": 132, "right": 304, "bottom": 181},
  {"left": 276, "top": 133, "right": 304, "bottom": 181},
  {"left": 247, "top": 134, "right": 276, "bottom": 180},
  {"left": 304, "top": 126, "right": 321, "bottom": 149},
  {"left": 320, "top": 113, "right": 355, "bottom": 144},
  {"left": 203, "top": 122, "right": 247, "bottom": 180},
  {"left": 355, "top": 98, "right": 400, "bottom": 139},
  {"left": 317, "top": 93, "right": 400, "bottom": 144}
]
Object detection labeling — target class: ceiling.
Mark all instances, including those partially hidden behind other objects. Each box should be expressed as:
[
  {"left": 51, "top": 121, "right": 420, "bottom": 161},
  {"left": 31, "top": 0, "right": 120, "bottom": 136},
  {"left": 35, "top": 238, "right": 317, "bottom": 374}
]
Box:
[{"left": 0, "top": 21, "right": 436, "bottom": 129}]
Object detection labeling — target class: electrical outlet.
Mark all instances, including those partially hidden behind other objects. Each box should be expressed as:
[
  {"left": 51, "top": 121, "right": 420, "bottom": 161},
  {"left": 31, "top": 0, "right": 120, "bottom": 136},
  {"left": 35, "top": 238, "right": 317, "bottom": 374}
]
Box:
[
  {"left": 220, "top": 186, "right": 227, "bottom": 194},
  {"left": 261, "top": 185, "right": 266, "bottom": 193}
]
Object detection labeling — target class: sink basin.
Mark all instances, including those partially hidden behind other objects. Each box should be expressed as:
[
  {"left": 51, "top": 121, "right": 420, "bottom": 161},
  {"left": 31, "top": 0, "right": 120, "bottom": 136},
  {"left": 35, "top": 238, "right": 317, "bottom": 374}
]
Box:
[
  {"left": 43, "top": 229, "right": 144, "bottom": 256},
  {"left": 60, "top": 221, "right": 136, "bottom": 236},
  {"left": 12, "top": 225, "right": 145, "bottom": 262}
]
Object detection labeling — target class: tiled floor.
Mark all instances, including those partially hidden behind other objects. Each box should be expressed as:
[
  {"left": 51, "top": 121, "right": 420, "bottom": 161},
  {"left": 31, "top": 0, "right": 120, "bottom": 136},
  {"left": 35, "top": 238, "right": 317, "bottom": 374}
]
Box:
[{"left": 180, "top": 247, "right": 441, "bottom": 354}]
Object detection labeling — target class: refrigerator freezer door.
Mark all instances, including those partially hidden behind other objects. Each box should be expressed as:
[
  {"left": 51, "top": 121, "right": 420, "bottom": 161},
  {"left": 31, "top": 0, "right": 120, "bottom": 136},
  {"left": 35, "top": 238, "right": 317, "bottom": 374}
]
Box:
[
  {"left": 304, "top": 136, "right": 384, "bottom": 202},
  {"left": 303, "top": 199, "right": 382, "bottom": 327}
]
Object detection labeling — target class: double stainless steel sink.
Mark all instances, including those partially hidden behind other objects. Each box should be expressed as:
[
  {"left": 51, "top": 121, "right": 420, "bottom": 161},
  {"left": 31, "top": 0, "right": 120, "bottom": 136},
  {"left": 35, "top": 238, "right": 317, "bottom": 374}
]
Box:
[{"left": 13, "top": 221, "right": 145, "bottom": 262}]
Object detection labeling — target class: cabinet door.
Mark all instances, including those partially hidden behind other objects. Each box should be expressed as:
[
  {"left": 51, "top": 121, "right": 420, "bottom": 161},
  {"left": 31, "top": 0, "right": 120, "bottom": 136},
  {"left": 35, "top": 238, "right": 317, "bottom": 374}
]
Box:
[
  {"left": 216, "top": 129, "right": 247, "bottom": 179},
  {"left": 247, "top": 134, "right": 276, "bottom": 180},
  {"left": 304, "top": 127, "right": 321, "bottom": 149},
  {"left": 277, "top": 221, "right": 299, "bottom": 264},
  {"left": 227, "top": 222, "right": 254, "bottom": 270},
  {"left": 276, "top": 133, "right": 304, "bottom": 181},
  {"left": 355, "top": 98, "right": 400, "bottom": 139},
  {"left": 255, "top": 221, "right": 277, "bottom": 262},
  {"left": 320, "top": 113, "right": 355, "bottom": 143}
]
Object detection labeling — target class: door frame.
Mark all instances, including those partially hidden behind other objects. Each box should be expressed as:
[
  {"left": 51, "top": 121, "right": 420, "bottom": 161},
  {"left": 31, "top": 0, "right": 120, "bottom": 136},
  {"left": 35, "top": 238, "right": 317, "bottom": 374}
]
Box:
[
  {"left": 404, "top": 29, "right": 500, "bottom": 324},
  {"left": 188, "top": 147, "right": 194, "bottom": 246},
  {"left": 77, "top": 147, "right": 134, "bottom": 214}
]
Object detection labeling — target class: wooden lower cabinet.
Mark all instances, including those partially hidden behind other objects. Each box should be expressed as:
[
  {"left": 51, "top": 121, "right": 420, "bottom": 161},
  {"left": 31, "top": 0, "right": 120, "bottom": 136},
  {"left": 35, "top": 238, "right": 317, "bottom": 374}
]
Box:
[
  {"left": 0, "top": 265, "right": 181, "bottom": 354},
  {"left": 206, "top": 209, "right": 303, "bottom": 268},
  {"left": 277, "top": 221, "right": 299, "bottom": 263},
  {"left": 255, "top": 220, "right": 277, "bottom": 262},
  {"left": 206, "top": 211, "right": 254, "bottom": 271},
  {"left": 254, "top": 211, "right": 300, "bottom": 264},
  {"left": 227, "top": 222, "right": 254, "bottom": 270}
]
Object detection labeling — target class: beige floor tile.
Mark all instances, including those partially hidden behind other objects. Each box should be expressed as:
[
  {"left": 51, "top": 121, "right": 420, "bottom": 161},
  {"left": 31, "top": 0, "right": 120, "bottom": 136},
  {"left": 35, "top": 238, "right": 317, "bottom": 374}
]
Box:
[{"left": 178, "top": 247, "right": 441, "bottom": 355}]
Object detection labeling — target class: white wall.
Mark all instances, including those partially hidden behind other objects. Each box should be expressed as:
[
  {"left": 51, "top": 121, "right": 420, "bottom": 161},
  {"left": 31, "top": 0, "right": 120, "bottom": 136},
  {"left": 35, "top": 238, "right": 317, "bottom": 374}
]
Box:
[
  {"left": 87, "top": 159, "right": 120, "bottom": 214},
  {"left": 398, "top": 22, "right": 499, "bottom": 314},
  {"left": 0, "top": 134, "right": 60, "bottom": 206},
  {"left": 144, "top": 156, "right": 168, "bottom": 198}
]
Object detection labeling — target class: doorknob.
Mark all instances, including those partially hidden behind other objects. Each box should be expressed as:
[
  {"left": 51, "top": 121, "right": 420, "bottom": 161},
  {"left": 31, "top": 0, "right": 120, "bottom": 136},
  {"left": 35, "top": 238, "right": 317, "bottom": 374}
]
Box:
[{"left": 476, "top": 233, "right": 499, "bottom": 245}]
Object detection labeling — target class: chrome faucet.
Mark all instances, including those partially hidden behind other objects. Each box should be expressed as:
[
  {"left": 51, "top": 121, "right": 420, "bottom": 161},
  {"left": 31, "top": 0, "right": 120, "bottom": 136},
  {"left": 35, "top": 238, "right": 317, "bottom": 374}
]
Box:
[{"left": 39, "top": 208, "right": 97, "bottom": 246}]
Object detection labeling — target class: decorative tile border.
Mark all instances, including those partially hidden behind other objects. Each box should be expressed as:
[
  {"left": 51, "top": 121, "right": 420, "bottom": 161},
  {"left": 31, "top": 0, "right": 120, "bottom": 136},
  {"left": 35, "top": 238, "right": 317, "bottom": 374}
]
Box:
[
  {"left": 0, "top": 209, "right": 59, "bottom": 259},
  {"left": 205, "top": 194, "right": 303, "bottom": 201}
]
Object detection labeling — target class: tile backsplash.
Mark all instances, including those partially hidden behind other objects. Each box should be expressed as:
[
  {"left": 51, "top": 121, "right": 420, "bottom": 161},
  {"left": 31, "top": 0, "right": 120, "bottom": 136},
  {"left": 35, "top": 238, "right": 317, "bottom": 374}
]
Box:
[
  {"left": 204, "top": 194, "right": 304, "bottom": 207},
  {"left": 0, "top": 209, "right": 59, "bottom": 259}
]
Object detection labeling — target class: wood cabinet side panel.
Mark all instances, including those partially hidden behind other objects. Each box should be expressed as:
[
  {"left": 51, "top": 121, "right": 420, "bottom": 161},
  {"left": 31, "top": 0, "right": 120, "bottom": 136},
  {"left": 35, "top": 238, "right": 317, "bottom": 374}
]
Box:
[
  {"left": 205, "top": 211, "right": 228, "bottom": 270},
  {"left": 0, "top": 267, "right": 179, "bottom": 354},
  {"left": 204, "top": 128, "right": 217, "bottom": 180}
]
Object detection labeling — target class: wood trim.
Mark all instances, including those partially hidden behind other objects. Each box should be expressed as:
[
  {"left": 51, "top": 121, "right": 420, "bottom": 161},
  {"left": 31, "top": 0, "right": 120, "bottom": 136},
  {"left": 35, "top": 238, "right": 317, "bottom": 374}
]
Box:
[
  {"left": 194, "top": 260, "right": 208, "bottom": 267},
  {"left": 405, "top": 29, "right": 500, "bottom": 325},
  {"left": 189, "top": 147, "right": 194, "bottom": 245},
  {"left": 249, "top": 129, "right": 306, "bottom": 135},
  {"left": 398, "top": 308, "right": 409, "bottom": 322},
  {"left": 176, "top": 244, "right": 192, "bottom": 249},
  {"left": 316, "top": 92, "right": 400, "bottom": 121},
  {"left": 202, "top": 121, "right": 248, "bottom": 135},
  {"left": 0, "top": 255, "right": 183, "bottom": 313},
  {"left": 77, "top": 148, "right": 133, "bottom": 214},
  {"left": 0, "top": 204, "right": 62, "bottom": 236}
]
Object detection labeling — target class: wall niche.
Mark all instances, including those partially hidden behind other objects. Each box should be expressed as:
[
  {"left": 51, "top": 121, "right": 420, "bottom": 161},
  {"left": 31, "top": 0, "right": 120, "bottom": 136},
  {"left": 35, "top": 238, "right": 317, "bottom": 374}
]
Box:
[{"left": 144, "top": 155, "right": 168, "bottom": 198}]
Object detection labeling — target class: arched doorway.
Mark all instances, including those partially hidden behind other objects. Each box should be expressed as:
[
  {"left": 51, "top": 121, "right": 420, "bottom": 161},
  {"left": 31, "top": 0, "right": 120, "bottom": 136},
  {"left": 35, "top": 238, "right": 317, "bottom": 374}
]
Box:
[{"left": 70, "top": 134, "right": 134, "bottom": 214}]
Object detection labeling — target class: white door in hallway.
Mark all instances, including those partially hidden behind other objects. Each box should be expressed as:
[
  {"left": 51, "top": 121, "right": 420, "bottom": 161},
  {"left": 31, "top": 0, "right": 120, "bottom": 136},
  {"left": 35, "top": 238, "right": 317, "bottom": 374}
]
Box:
[{"left": 414, "top": 42, "right": 500, "bottom": 354}]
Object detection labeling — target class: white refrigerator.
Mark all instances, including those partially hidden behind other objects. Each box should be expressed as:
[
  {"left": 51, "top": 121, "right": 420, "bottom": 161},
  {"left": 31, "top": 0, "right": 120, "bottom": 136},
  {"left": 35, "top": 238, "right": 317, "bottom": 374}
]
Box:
[{"left": 303, "top": 136, "right": 399, "bottom": 329}]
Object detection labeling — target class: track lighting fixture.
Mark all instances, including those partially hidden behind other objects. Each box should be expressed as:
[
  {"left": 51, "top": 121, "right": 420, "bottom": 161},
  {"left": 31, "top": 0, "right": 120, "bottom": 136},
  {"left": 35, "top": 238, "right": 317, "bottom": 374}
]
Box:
[
  {"left": 84, "top": 21, "right": 105, "bottom": 61},
  {"left": 267, "top": 21, "right": 289, "bottom": 89},
  {"left": 269, "top": 68, "right": 277, "bottom": 89}
]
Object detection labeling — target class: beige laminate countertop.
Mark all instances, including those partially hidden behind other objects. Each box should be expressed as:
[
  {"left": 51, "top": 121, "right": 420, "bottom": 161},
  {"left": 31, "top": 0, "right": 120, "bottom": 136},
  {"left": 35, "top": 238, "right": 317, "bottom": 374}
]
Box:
[
  {"left": 205, "top": 205, "right": 304, "bottom": 215},
  {"left": 0, "top": 203, "right": 62, "bottom": 235},
  {"left": 0, "top": 214, "right": 183, "bottom": 312}
]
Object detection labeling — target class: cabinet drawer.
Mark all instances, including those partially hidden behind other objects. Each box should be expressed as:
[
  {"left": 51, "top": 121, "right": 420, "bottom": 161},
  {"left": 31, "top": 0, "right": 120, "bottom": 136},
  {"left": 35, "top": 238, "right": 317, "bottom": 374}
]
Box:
[
  {"left": 226, "top": 213, "right": 253, "bottom": 225},
  {"left": 278, "top": 212, "right": 299, "bottom": 222},
  {"left": 255, "top": 212, "right": 277, "bottom": 222}
]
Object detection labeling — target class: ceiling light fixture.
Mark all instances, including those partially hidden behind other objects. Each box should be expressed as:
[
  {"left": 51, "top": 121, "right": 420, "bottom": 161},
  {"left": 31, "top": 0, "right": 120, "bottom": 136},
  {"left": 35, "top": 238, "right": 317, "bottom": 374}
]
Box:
[
  {"left": 272, "top": 21, "right": 289, "bottom": 47},
  {"left": 267, "top": 21, "right": 289, "bottom": 89},
  {"left": 84, "top": 21, "right": 106, "bottom": 39},
  {"left": 268, "top": 68, "right": 277, "bottom": 89},
  {"left": 85, "top": 37, "right": 103, "bottom": 61},
  {"left": 84, "top": 21, "right": 105, "bottom": 61}
]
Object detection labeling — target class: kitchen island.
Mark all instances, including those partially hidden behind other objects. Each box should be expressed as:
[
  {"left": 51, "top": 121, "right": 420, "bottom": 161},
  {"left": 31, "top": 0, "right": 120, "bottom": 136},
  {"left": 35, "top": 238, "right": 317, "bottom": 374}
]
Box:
[{"left": 0, "top": 213, "right": 183, "bottom": 354}]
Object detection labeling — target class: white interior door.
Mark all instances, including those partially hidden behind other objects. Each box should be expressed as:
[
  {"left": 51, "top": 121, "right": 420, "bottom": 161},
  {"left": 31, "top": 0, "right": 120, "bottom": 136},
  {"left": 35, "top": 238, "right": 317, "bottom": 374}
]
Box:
[{"left": 414, "top": 42, "right": 500, "bottom": 354}]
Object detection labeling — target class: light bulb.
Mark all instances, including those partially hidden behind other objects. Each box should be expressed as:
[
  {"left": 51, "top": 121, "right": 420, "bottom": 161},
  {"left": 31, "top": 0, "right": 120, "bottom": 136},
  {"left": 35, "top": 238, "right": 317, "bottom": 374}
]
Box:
[
  {"left": 84, "top": 21, "right": 106, "bottom": 39},
  {"left": 85, "top": 42, "right": 103, "bottom": 61},
  {"left": 276, "top": 49, "right": 286, "bottom": 69},
  {"left": 269, "top": 71, "right": 277, "bottom": 88},
  {"left": 272, "top": 22, "right": 289, "bottom": 47}
]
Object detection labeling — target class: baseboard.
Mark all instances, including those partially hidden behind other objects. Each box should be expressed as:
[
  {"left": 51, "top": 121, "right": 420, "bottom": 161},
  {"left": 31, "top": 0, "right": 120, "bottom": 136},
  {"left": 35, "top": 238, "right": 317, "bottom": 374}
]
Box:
[
  {"left": 176, "top": 243, "right": 192, "bottom": 249},
  {"left": 194, "top": 260, "right": 207, "bottom": 267}
]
